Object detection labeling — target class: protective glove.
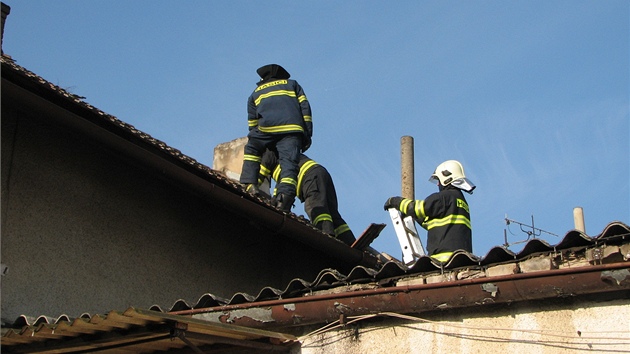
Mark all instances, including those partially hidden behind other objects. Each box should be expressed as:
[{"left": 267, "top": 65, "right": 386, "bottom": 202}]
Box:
[
  {"left": 383, "top": 196, "right": 404, "bottom": 211},
  {"left": 301, "top": 135, "right": 312, "bottom": 153}
]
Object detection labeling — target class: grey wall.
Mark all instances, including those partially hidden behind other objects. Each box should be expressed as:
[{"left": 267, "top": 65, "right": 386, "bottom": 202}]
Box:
[{"left": 1, "top": 99, "right": 338, "bottom": 322}]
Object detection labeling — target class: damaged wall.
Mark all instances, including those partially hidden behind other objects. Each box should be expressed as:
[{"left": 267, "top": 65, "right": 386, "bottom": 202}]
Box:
[{"left": 297, "top": 296, "right": 630, "bottom": 353}]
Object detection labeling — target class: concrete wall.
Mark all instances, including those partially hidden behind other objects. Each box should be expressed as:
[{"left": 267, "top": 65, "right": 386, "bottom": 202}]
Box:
[
  {"left": 0, "top": 100, "right": 338, "bottom": 322},
  {"left": 296, "top": 296, "right": 630, "bottom": 353}
]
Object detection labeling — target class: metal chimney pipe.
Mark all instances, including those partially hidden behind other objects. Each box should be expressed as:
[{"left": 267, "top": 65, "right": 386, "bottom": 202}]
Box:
[
  {"left": 1, "top": 3, "right": 10, "bottom": 54},
  {"left": 573, "top": 207, "right": 585, "bottom": 233},
  {"left": 401, "top": 136, "right": 415, "bottom": 200}
]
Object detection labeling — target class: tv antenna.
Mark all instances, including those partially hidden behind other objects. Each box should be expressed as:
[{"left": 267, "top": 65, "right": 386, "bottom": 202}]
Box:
[{"left": 503, "top": 214, "right": 559, "bottom": 248}]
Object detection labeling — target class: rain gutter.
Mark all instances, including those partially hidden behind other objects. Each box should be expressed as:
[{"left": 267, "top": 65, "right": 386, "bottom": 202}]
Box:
[{"left": 171, "top": 262, "right": 630, "bottom": 329}]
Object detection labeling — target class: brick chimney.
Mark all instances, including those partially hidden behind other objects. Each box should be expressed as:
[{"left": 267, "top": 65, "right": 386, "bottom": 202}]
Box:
[
  {"left": 1, "top": 2, "right": 10, "bottom": 54},
  {"left": 213, "top": 137, "right": 270, "bottom": 194},
  {"left": 213, "top": 137, "right": 248, "bottom": 181}
]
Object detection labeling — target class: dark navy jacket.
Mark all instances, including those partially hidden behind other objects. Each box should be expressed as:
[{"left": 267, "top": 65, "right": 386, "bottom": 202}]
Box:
[
  {"left": 247, "top": 79, "right": 312, "bottom": 139},
  {"left": 407, "top": 186, "right": 472, "bottom": 255}
]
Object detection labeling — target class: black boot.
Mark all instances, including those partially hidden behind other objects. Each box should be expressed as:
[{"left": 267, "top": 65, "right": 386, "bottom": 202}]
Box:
[
  {"left": 245, "top": 184, "right": 260, "bottom": 196},
  {"left": 318, "top": 220, "right": 335, "bottom": 235},
  {"left": 336, "top": 231, "right": 357, "bottom": 246},
  {"left": 275, "top": 193, "right": 295, "bottom": 212}
]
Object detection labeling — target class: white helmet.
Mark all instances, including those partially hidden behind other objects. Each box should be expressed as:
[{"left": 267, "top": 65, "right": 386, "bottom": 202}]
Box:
[{"left": 429, "top": 160, "right": 476, "bottom": 193}]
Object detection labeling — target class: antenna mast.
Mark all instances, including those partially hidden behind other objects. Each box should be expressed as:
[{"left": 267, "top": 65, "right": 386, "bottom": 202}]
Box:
[{"left": 503, "top": 214, "right": 558, "bottom": 248}]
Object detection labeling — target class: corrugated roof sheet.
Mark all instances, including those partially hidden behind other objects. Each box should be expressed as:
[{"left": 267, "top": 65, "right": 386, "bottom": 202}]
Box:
[
  {"left": 162, "top": 221, "right": 629, "bottom": 309},
  {"left": 6, "top": 221, "right": 628, "bottom": 325},
  {"left": 2, "top": 308, "right": 297, "bottom": 353}
]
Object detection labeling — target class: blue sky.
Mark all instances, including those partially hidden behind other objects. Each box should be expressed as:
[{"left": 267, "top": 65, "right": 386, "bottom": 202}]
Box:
[{"left": 4, "top": 1, "right": 628, "bottom": 259}]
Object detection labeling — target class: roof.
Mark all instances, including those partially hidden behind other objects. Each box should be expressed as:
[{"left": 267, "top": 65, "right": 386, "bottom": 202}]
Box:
[
  {"left": 113, "top": 221, "right": 630, "bottom": 311},
  {"left": 1, "top": 308, "right": 297, "bottom": 353},
  {"left": 3, "top": 222, "right": 628, "bottom": 352},
  {"left": 0, "top": 54, "right": 379, "bottom": 269}
]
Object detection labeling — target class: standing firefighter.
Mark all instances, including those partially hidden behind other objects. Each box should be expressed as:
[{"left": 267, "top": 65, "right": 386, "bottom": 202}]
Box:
[
  {"left": 240, "top": 64, "right": 312, "bottom": 212},
  {"left": 258, "top": 149, "right": 356, "bottom": 246},
  {"left": 384, "top": 160, "right": 475, "bottom": 262}
]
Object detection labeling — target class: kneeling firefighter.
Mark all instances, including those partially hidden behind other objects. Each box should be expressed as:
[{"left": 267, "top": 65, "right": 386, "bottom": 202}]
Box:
[{"left": 258, "top": 149, "right": 356, "bottom": 246}]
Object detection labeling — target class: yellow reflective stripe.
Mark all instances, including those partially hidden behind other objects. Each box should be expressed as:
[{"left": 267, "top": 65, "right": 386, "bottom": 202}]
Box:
[
  {"left": 297, "top": 160, "right": 318, "bottom": 193},
  {"left": 334, "top": 224, "right": 350, "bottom": 236},
  {"left": 431, "top": 252, "right": 453, "bottom": 263},
  {"left": 248, "top": 119, "right": 259, "bottom": 127},
  {"left": 400, "top": 199, "right": 412, "bottom": 213},
  {"left": 423, "top": 214, "right": 471, "bottom": 230},
  {"left": 313, "top": 213, "right": 332, "bottom": 224},
  {"left": 280, "top": 177, "right": 297, "bottom": 187},
  {"left": 272, "top": 165, "right": 281, "bottom": 182},
  {"left": 298, "top": 94, "right": 308, "bottom": 103},
  {"left": 243, "top": 154, "right": 261, "bottom": 163},
  {"left": 415, "top": 200, "right": 426, "bottom": 219},
  {"left": 271, "top": 160, "right": 318, "bottom": 198},
  {"left": 303, "top": 115, "right": 312, "bottom": 122},
  {"left": 258, "top": 124, "right": 304, "bottom": 134},
  {"left": 260, "top": 164, "right": 272, "bottom": 177},
  {"left": 254, "top": 90, "right": 297, "bottom": 106}
]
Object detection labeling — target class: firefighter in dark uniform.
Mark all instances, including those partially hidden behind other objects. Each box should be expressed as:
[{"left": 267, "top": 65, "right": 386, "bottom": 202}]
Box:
[
  {"left": 384, "top": 160, "right": 476, "bottom": 262},
  {"left": 257, "top": 149, "right": 356, "bottom": 246},
  {"left": 240, "top": 64, "right": 312, "bottom": 212}
]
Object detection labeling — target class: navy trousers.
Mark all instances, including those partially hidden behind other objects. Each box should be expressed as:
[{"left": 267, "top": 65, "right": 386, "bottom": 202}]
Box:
[
  {"left": 240, "top": 130, "right": 301, "bottom": 198},
  {"left": 302, "top": 166, "right": 356, "bottom": 245}
]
